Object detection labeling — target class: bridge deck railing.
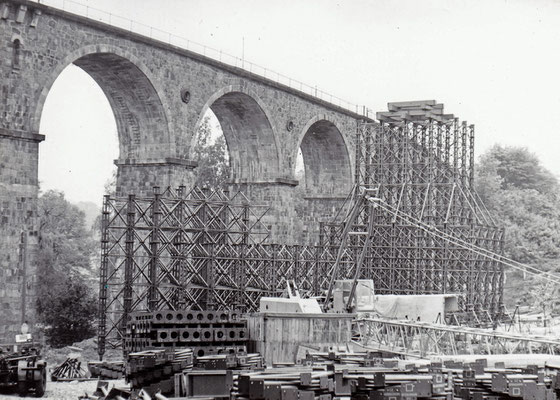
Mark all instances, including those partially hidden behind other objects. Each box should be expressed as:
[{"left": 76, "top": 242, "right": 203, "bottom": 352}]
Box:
[{"left": 26, "top": 0, "right": 370, "bottom": 117}]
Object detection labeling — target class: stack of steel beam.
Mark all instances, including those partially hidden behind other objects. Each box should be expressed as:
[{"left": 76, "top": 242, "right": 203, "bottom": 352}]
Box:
[
  {"left": 225, "top": 353, "right": 560, "bottom": 400},
  {"left": 173, "top": 354, "right": 264, "bottom": 398},
  {"left": 125, "top": 348, "right": 193, "bottom": 395},
  {"left": 196, "top": 353, "right": 263, "bottom": 370},
  {"left": 124, "top": 309, "right": 248, "bottom": 357},
  {"left": 87, "top": 360, "right": 125, "bottom": 379},
  {"left": 301, "top": 351, "right": 399, "bottom": 367}
]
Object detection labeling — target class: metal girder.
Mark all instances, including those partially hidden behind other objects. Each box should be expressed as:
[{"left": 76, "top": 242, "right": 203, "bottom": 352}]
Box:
[{"left": 357, "top": 318, "right": 560, "bottom": 357}]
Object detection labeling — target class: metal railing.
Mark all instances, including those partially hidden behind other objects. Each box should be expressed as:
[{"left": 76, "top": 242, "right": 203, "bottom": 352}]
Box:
[{"left": 28, "top": 0, "right": 371, "bottom": 117}]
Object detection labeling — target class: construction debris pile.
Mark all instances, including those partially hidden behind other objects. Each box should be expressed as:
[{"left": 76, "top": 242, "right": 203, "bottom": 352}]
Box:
[{"left": 51, "top": 358, "right": 88, "bottom": 381}]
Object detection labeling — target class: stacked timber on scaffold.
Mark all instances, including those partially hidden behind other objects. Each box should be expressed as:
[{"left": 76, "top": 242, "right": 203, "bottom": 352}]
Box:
[{"left": 322, "top": 100, "right": 504, "bottom": 322}]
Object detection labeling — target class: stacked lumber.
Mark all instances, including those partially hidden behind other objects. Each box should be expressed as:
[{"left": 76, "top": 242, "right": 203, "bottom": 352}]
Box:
[
  {"left": 51, "top": 358, "right": 88, "bottom": 381},
  {"left": 124, "top": 309, "right": 248, "bottom": 357},
  {"left": 87, "top": 360, "right": 125, "bottom": 379},
  {"left": 126, "top": 348, "right": 194, "bottom": 396}
]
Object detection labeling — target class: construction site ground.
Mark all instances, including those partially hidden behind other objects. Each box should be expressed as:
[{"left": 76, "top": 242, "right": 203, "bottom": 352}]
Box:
[
  {"left": 0, "top": 338, "right": 123, "bottom": 399},
  {"left": 1, "top": 312, "right": 559, "bottom": 399},
  {"left": 0, "top": 379, "right": 125, "bottom": 400}
]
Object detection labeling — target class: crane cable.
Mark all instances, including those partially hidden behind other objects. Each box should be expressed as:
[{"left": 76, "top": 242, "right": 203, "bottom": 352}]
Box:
[
  {"left": 376, "top": 199, "right": 560, "bottom": 284},
  {"left": 366, "top": 197, "right": 560, "bottom": 286}
]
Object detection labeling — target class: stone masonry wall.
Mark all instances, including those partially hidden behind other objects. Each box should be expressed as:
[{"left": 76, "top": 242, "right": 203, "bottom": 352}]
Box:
[
  {"left": 0, "top": 129, "right": 42, "bottom": 340},
  {"left": 0, "top": 0, "right": 367, "bottom": 341}
]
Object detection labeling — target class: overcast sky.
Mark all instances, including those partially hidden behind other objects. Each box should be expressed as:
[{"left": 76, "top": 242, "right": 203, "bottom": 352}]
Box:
[{"left": 38, "top": 0, "right": 560, "bottom": 206}]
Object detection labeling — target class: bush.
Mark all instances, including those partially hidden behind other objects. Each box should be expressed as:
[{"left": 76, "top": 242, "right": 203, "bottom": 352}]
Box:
[{"left": 36, "top": 275, "right": 97, "bottom": 347}]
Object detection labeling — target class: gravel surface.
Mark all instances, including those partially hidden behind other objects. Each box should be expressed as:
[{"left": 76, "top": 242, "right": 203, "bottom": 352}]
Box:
[
  {"left": 0, "top": 337, "right": 126, "bottom": 400},
  {"left": 0, "top": 379, "right": 127, "bottom": 400}
]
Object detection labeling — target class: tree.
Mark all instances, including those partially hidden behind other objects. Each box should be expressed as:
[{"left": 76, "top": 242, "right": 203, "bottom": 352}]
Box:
[
  {"left": 37, "top": 190, "right": 96, "bottom": 276},
  {"left": 35, "top": 276, "right": 97, "bottom": 347},
  {"left": 193, "top": 116, "right": 230, "bottom": 189},
  {"left": 475, "top": 145, "right": 560, "bottom": 310},
  {"left": 35, "top": 190, "right": 98, "bottom": 347},
  {"left": 478, "top": 145, "right": 558, "bottom": 195}
]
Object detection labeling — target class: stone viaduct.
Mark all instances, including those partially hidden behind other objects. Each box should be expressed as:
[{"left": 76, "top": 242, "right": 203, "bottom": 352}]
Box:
[{"left": 0, "top": 0, "right": 371, "bottom": 339}]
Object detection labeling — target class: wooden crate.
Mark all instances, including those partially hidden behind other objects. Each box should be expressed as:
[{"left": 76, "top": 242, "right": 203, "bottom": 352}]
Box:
[{"left": 246, "top": 312, "right": 355, "bottom": 366}]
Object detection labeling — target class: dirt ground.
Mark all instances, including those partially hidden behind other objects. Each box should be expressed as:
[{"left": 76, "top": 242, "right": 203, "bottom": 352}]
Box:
[
  {"left": 0, "top": 337, "right": 126, "bottom": 399},
  {"left": 0, "top": 379, "right": 127, "bottom": 400}
]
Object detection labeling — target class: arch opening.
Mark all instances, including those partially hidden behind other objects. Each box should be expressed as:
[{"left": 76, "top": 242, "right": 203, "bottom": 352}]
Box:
[
  {"left": 39, "top": 64, "right": 118, "bottom": 205},
  {"left": 38, "top": 50, "right": 169, "bottom": 203},
  {"left": 72, "top": 52, "right": 168, "bottom": 160},
  {"left": 195, "top": 90, "right": 279, "bottom": 184},
  {"left": 192, "top": 108, "right": 230, "bottom": 189},
  {"left": 298, "top": 119, "right": 352, "bottom": 196}
]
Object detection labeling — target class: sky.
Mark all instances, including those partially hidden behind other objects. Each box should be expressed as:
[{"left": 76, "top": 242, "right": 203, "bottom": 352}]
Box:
[{"left": 38, "top": 0, "right": 560, "bottom": 206}]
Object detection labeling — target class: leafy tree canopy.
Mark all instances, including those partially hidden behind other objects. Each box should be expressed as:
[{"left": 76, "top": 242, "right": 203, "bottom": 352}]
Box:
[
  {"left": 36, "top": 190, "right": 97, "bottom": 347},
  {"left": 37, "top": 190, "right": 96, "bottom": 275},
  {"left": 478, "top": 145, "right": 558, "bottom": 195},
  {"left": 475, "top": 145, "right": 560, "bottom": 310},
  {"left": 193, "top": 116, "right": 230, "bottom": 189}
]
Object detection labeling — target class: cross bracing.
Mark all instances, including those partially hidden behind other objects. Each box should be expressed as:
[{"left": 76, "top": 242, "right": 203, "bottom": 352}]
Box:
[{"left": 98, "top": 102, "right": 506, "bottom": 356}]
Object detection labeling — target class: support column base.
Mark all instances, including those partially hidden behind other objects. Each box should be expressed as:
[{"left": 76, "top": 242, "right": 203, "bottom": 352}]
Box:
[{"left": 114, "top": 158, "right": 198, "bottom": 197}]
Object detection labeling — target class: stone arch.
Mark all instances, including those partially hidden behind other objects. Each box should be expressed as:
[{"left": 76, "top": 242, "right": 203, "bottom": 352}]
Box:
[
  {"left": 32, "top": 44, "right": 171, "bottom": 160},
  {"left": 192, "top": 85, "right": 280, "bottom": 182},
  {"left": 296, "top": 115, "right": 353, "bottom": 196}
]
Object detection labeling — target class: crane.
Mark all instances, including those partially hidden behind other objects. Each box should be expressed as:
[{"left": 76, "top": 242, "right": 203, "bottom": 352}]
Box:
[{"left": 323, "top": 186, "right": 380, "bottom": 313}]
